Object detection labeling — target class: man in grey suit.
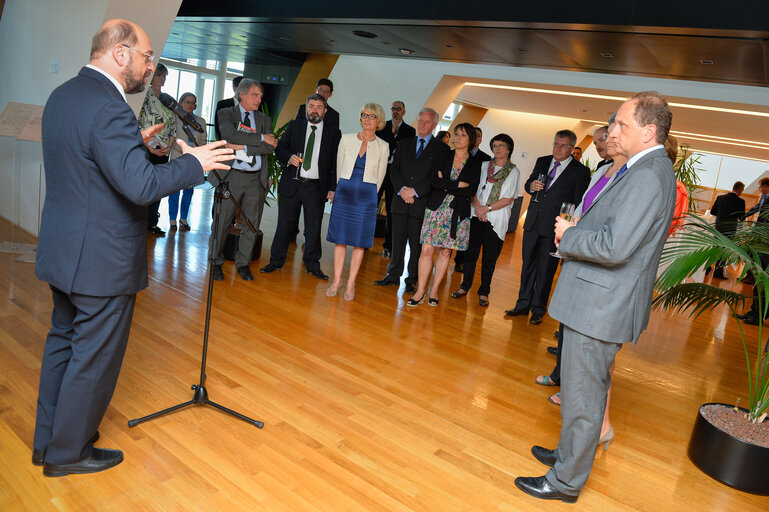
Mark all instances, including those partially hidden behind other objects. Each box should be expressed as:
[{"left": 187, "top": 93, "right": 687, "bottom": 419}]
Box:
[
  {"left": 515, "top": 92, "right": 676, "bottom": 502},
  {"left": 211, "top": 79, "right": 277, "bottom": 281},
  {"left": 34, "top": 19, "right": 232, "bottom": 477}
]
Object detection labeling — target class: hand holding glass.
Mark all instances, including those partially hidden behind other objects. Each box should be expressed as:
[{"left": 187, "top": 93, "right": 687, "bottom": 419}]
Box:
[
  {"left": 551, "top": 202, "right": 576, "bottom": 258},
  {"left": 293, "top": 152, "right": 303, "bottom": 180},
  {"left": 532, "top": 173, "right": 547, "bottom": 202}
]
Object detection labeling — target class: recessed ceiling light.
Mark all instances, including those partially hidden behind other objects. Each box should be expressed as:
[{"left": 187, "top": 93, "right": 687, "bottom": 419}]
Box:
[
  {"left": 600, "top": 52, "right": 614, "bottom": 58},
  {"left": 279, "top": 36, "right": 290, "bottom": 41},
  {"left": 701, "top": 59, "right": 714, "bottom": 65},
  {"left": 327, "top": 39, "right": 336, "bottom": 43},
  {"left": 383, "top": 42, "right": 391, "bottom": 45},
  {"left": 516, "top": 48, "right": 527, "bottom": 53},
  {"left": 445, "top": 44, "right": 454, "bottom": 48},
  {"left": 399, "top": 48, "right": 414, "bottom": 55},
  {"left": 353, "top": 30, "right": 378, "bottom": 39}
]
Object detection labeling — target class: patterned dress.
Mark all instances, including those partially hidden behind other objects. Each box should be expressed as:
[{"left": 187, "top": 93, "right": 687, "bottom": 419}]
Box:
[
  {"left": 420, "top": 162, "right": 471, "bottom": 250},
  {"left": 138, "top": 88, "right": 176, "bottom": 148}
]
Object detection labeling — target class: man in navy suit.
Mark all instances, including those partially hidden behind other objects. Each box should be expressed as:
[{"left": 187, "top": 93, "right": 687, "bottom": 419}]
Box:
[
  {"left": 33, "top": 19, "right": 233, "bottom": 477},
  {"left": 505, "top": 130, "right": 590, "bottom": 325},
  {"left": 260, "top": 94, "right": 341, "bottom": 278}
]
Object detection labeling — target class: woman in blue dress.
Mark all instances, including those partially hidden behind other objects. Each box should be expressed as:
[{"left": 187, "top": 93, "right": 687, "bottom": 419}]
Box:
[{"left": 326, "top": 103, "right": 389, "bottom": 301}]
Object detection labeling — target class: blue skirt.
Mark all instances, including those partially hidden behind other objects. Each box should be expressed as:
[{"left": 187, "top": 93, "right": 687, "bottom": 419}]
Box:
[{"left": 327, "top": 154, "right": 377, "bottom": 248}]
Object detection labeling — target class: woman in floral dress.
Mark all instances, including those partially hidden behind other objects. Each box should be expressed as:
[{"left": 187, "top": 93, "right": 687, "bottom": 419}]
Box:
[{"left": 407, "top": 123, "right": 481, "bottom": 306}]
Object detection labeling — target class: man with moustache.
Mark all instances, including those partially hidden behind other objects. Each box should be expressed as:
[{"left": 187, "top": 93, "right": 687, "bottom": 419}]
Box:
[
  {"left": 505, "top": 130, "right": 590, "bottom": 325},
  {"left": 260, "top": 94, "right": 341, "bottom": 278},
  {"left": 373, "top": 108, "right": 449, "bottom": 294},
  {"left": 377, "top": 101, "right": 416, "bottom": 257},
  {"left": 515, "top": 92, "right": 676, "bottom": 502},
  {"left": 33, "top": 19, "right": 233, "bottom": 477}
]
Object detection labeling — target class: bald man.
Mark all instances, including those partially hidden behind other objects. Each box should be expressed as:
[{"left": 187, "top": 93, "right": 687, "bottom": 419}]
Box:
[{"left": 33, "top": 19, "right": 233, "bottom": 477}]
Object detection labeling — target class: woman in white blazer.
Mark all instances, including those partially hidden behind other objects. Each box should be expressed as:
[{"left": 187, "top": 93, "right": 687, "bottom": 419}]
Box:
[
  {"left": 326, "top": 102, "right": 389, "bottom": 301},
  {"left": 168, "top": 92, "right": 207, "bottom": 230}
]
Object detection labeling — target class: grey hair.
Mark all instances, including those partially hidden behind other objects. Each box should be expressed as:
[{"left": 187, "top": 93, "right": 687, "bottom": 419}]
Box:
[
  {"left": 418, "top": 107, "right": 439, "bottom": 124},
  {"left": 554, "top": 129, "right": 577, "bottom": 147},
  {"left": 236, "top": 79, "right": 264, "bottom": 102}
]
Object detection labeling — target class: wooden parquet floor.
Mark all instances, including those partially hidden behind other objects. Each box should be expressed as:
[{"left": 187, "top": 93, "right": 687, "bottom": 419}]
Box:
[{"left": 1, "top": 186, "right": 767, "bottom": 511}]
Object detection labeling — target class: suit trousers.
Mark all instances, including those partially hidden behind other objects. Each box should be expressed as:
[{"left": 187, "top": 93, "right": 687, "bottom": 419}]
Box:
[
  {"left": 377, "top": 173, "right": 395, "bottom": 251},
  {"left": 548, "top": 322, "right": 564, "bottom": 385},
  {"left": 515, "top": 230, "right": 559, "bottom": 315},
  {"left": 460, "top": 217, "right": 504, "bottom": 296},
  {"left": 386, "top": 210, "right": 424, "bottom": 285},
  {"left": 34, "top": 286, "right": 136, "bottom": 464},
  {"left": 210, "top": 170, "right": 266, "bottom": 268},
  {"left": 147, "top": 153, "right": 169, "bottom": 228},
  {"left": 269, "top": 181, "right": 324, "bottom": 270},
  {"left": 546, "top": 325, "right": 621, "bottom": 494}
]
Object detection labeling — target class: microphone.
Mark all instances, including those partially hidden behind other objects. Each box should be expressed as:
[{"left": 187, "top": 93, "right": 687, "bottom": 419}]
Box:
[{"left": 158, "top": 93, "right": 205, "bottom": 133}]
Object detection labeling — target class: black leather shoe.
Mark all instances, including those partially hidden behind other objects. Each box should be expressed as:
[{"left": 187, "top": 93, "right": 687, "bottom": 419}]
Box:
[
  {"left": 504, "top": 307, "right": 529, "bottom": 317},
  {"left": 735, "top": 312, "right": 752, "bottom": 320},
  {"left": 259, "top": 263, "right": 282, "bottom": 274},
  {"left": 454, "top": 264, "right": 464, "bottom": 272},
  {"left": 237, "top": 265, "right": 254, "bottom": 281},
  {"left": 382, "top": 248, "right": 392, "bottom": 257},
  {"left": 531, "top": 445, "right": 556, "bottom": 467},
  {"left": 148, "top": 226, "right": 165, "bottom": 236},
  {"left": 743, "top": 314, "right": 762, "bottom": 325},
  {"left": 306, "top": 268, "right": 329, "bottom": 280},
  {"left": 374, "top": 276, "right": 399, "bottom": 286},
  {"left": 530, "top": 314, "right": 544, "bottom": 325},
  {"left": 546, "top": 346, "right": 558, "bottom": 356},
  {"left": 405, "top": 283, "right": 416, "bottom": 295},
  {"left": 451, "top": 289, "right": 468, "bottom": 299},
  {"left": 33, "top": 431, "right": 100, "bottom": 466},
  {"left": 43, "top": 447, "right": 123, "bottom": 477},
  {"left": 514, "top": 475, "right": 578, "bottom": 503},
  {"left": 212, "top": 265, "right": 224, "bottom": 281}
]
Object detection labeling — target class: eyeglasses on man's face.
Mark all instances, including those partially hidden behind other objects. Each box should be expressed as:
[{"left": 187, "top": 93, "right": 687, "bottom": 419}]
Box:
[
  {"left": 553, "top": 143, "right": 573, "bottom": 150},
  {"left": 121, "top": 44, "right": 154, "bottom": 65}
]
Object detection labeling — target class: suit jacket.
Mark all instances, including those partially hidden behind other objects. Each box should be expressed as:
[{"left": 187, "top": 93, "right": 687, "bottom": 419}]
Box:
[
  {"left": 744, "top": 194, "right": 769, "bottom": 224},
  {"left": 426, "top": 151, "right": 482, "bottom": 235},
  {"left": 389, "top": 136, "right": 451, "bottom": 218},
  {"left": 523, "top": 155, "right": 591, "bottom": 237},
  {"left": 336, "top": 134, "right": 389, "bottom": 190},
  {"left": 217, "top": 105, "right": 274, "bottom": 189},
  {"left": 549, "top": 147, "right": 676, "bottom": 344},
  {"left": 376, "top": 120, "right": 416, "bottom": 157},
  {"left": 275, "top": 118, "right": 341, "bottom": 196},
  {"left": 36, "top": 66, "right": 204, "bottom": 297},
  {"left": 296, "top": 103, "right": 339, "bottom": 130},
  {"left": 472, "top": 148, "right": 492, "bottom": 163},
  {"left": 214, "top": 97, "right": 235, "bottom": 140},
  {"left": 710, "top": 191, "right": 745, "bottom": 233}
]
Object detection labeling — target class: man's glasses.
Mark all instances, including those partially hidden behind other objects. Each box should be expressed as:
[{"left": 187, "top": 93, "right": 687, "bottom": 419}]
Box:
[
  {"left": 121, "top": 44, "right": 154, "bottom": 65},
  {"left": 553, "top": 143, "right": 573, "bottom": 150}
]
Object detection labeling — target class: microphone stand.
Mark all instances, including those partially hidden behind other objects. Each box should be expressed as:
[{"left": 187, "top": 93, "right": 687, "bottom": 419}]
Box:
[{"left": 128, "top": 123, "right": 263, "bottom": 429}]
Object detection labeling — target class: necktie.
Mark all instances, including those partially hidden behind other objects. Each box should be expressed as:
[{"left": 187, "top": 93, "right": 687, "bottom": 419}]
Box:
[
  {"left": 303, "top": 125, "right": 317, "bottom": 170},
  {"left": 416, "top": 138, "right": 425, "bottom": 158},
  {"left": 615, "top": 164, "right": 628, "bottom": 179},
  {"left": 545, "top": 161, "right": 560, "bottom": 190},
  {"left": 243, "top": 111, "right": 250, "bottom": 127}
]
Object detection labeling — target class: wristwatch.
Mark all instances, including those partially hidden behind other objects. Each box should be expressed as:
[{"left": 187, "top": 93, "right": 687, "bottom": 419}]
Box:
[{"left": 488, "top": 204, "right": 493, "bottom": 211}]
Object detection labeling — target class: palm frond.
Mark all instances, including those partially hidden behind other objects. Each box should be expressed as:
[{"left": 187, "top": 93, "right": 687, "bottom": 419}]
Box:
[{"left": 652, "top": 283, "right": 747, "bottom": 318}]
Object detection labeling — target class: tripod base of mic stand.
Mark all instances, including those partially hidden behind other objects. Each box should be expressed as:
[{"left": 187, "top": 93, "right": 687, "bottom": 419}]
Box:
[{"left": 127, "top": 384, "right": 264, "bottom": 428}]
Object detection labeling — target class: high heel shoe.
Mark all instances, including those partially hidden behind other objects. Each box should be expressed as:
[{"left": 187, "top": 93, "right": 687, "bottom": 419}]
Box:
[
  {"left": 598, "top": 427, "right": 614, "bottom": 450},
  {"left": 326, "top": 283, "right": 341, "bottom": 297},
  {"left": 406, "top": 293, "right": 425, "bottom": 307},
  {"left": 343, "top": 287, "right": 356, "bottom": 301}
]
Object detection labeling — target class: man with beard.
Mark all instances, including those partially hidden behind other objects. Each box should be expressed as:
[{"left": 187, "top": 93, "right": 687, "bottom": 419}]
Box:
[
  {"left": 260, "top": 94, "right": 341, "bottom": 278},
  {"left": 33, "top": 19, "right": 233, "bottom": 477},
  {"left": 376, "top": 101, "right": 416, "bottom": 257}
]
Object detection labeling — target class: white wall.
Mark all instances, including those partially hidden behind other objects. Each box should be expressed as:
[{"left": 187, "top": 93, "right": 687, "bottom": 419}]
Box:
[{"left": 0, "top": 0, "right": 182, "bottom": 235}]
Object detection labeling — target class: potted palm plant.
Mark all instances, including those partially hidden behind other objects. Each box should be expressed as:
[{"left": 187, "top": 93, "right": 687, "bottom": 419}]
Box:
[{"left": 653, "top": 213, "right": 769, "bottom": 494}]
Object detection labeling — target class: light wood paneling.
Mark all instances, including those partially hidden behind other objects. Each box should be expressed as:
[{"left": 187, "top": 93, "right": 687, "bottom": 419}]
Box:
[{"left": 1, "top": 187, "right": 767, "bottom": 511}]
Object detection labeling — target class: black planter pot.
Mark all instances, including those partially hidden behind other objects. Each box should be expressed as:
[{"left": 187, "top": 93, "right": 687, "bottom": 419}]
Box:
[{"left": 688, "top": 402, "right": 769, "bottom": 495}]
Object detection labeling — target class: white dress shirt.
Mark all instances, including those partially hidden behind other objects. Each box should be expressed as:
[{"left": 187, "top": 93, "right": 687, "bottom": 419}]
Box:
[
  {"left": 300, "top": 120, "right": 324, "bottom": 179},
  {"left": 232, "top": 104, "right": 262, "bottom": 171},
  {"left": 546, "top": 155, "right": 572, "bottom": 188}
]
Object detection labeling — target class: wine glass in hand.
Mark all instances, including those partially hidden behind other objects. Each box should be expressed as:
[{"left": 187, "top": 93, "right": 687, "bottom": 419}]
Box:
[
  {"left": 294, "top": 152, "right": 303, "bottom": 180},
  {"left": 532, "top": 173, "right": 547, "bottom": 202},
  {"left": 550, "top": 202, "right": 576, "bottom": 258}
]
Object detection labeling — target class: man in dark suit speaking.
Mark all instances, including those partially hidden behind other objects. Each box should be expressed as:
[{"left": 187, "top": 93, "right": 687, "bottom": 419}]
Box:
[
  {"left": 515, "top": 92, "right": 676, "bottom": 502},
  {"left": 33, "top": 19, "right": 233, "bottom": 477},
  {"left": 373, "top": 107, "right": 449, "bottom": 294},
  {"left": 260, "top": 94, "right": 341, "bottom": 279},
  {"left": 505, "top": 130, "right": 590, "bottom": 324}
]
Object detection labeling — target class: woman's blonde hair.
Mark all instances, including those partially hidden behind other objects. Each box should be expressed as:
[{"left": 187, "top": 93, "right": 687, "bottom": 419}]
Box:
[{"left": 359, "top": 102, "right": 386, "bottom": 131}]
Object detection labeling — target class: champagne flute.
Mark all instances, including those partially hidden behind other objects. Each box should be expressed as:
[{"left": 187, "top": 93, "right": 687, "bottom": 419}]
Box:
[
  {"left": 532, "top": 173, "right": 547, "bottom": 202},
  {"left": 550, "top": 202, "right": 576, "bottom": 258},
  {"left": 294, "top": 152, "right": 303, "bottom": 180}
]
